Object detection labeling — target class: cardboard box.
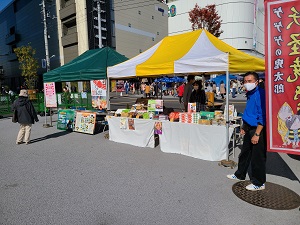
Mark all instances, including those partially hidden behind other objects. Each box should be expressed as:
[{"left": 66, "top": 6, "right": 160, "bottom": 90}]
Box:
[{"left": 198, "top": 119, "right": 212, "bottom": 125}]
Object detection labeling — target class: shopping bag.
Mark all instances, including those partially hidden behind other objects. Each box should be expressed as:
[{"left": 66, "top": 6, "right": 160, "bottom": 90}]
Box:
[{"left": 12, "top": 109, "right": 18, "bottom": 123}]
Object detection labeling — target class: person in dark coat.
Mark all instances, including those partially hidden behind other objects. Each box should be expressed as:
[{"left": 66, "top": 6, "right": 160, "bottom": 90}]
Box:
[
  {"left": 12, "top": 89, "right": 39, "bottom": 145},
  {"left": 189, "top": 81, "right": 206, "bottom": 111},
  {"left": 183, "top": 75, "right": 195, "bottom": 112}
]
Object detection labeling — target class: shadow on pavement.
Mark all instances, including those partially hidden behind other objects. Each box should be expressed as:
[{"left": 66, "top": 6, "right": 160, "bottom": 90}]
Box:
[
  {"left": 288, "top": 154, "right": 300, "bottom": 161},
  {"left": 30, "top": 130, "right": 70, "bottom": 144},
  {"left": 232, "top": 147, "right": 299, "bottom": 182},
  {"left": 266, "top": 152, "right": 299, "bottom": 182}
]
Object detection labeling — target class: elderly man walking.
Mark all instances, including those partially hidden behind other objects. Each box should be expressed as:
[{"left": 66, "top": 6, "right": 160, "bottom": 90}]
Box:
[{"left": 12, "top": 89, "right": 39, "bottom": 145}]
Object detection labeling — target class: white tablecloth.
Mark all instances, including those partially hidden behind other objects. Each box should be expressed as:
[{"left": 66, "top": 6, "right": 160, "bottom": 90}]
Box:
[
  {"left": 107, "top": 117, "right": 155, "bottom": 148},
  {"left": 159, "top": 121, "right": 234, "bottom": 161}
]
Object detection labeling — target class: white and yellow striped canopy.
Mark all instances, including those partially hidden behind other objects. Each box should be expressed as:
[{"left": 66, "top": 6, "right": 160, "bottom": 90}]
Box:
[{"left": 108, "top": 29, "right": 265, "bottom": 78}]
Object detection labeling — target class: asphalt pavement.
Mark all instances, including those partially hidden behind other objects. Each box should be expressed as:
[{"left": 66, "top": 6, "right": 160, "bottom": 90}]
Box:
[{"left": 0, "top": 93, "right": 299, "bottom": 225}]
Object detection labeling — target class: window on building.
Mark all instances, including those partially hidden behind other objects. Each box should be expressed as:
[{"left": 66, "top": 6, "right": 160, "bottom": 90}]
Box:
[
  {"left": 152, "top": 37, "right": 154, "bottom": 41},
  {"left": 62, "top": 18, "right": 77, "bottom": 36},
  {"left": 157, "top": 32, "right": 159, "bottom": 35},
  {"left": 61, "top": 0, "right": 71, "bottom": 8},
  {"left": 139, "top": 49, "right": 142, "bottom": 53},
  {"left": 9, "top": 26, "right": 15, "bottom": 35},
  {"left": 11, "top": 45, "right": 16, "bottom": 54},
  {"left": 128, "top": 23, "right": 131, "bottom": 27},
  {"left": 138, "top": 11, "right": 141, "bottom": 15},
  {"left": 152, "top": 16, "right": 154, "bottom": 19}
]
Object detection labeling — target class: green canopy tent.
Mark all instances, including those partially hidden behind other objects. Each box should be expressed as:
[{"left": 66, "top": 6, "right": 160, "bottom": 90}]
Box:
[{"left": 43, "top": 47, "right": 128, "bottom": 82}]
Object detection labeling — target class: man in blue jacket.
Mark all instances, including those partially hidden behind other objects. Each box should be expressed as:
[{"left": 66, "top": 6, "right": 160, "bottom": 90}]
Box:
[{"left": 227, "top": 72, "right": 266, "bottom": 191}]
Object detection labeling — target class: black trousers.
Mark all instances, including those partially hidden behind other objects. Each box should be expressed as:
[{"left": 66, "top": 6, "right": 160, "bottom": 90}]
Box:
[{"left": 234, "top": 126, "right": 267, "bottom": 186}]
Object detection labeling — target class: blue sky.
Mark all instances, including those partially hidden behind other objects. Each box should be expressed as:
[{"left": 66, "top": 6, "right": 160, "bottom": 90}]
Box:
[{"left": 0, "top": 0, "right": 13, "bottom": 12}]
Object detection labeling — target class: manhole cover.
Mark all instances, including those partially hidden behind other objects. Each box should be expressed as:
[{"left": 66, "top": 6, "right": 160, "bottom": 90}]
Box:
[{"left": 232, "top": 181, "right": 300, "bottom": 210}]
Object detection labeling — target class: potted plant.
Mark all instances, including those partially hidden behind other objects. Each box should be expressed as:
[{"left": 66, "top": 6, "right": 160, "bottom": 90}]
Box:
[{"left": 14, "top": 44, "right": 39, "bottom": 99}]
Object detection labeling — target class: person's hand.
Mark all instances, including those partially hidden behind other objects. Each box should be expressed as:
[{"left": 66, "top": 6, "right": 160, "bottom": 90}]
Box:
[
  {"left": 240, "top": 128, "right": 245, "bottom": 135},
  {"left": 251, "top": 135, "right": 259, "bottom": 144}
]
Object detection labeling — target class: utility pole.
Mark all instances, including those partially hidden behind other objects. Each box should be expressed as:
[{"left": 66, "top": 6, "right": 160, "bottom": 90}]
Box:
[
  {"left": 42, "top": 0, "right": 50, "bottom": 72},
  {"left": 41, "top": 0, "right": 51, "bottom": 127},
  {"left": 96, "top": 0, "right": 102, "bottom": 48}
]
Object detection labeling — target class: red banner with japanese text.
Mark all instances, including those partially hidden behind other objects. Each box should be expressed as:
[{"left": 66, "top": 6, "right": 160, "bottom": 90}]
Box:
[{"left": 265, "top": 0, "right": 300, "bottom": 155}]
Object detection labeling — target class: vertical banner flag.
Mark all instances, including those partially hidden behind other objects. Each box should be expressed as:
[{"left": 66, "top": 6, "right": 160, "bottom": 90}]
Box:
[
  {"left": 91, "top": 80, "right": 107, "bottom": 109},
  {"left": 265, "top": 0, "right": 300, "bottom": 155},
  {"left": 44, "top": 82, "right": 57, "bottom": 107}
]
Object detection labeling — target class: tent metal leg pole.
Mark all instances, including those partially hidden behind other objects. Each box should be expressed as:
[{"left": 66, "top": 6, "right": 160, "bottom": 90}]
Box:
[
  {"left": 50, "top": 107, "right": 53, "bottom": 127},
  {"left": 219, "top": 58, "right": 236, "bottom": 169},
  {"left": 107, "top": 78, "right": 110, "bottom": 110},
  {"left": 226, "top": 69, "right": 230, "bottom": 161},
  {"left": 43, "top": 96, "right": 50, "bottom": 128},
  {"left": 160, "top": 80, "right": 162, "bottom": 99}
]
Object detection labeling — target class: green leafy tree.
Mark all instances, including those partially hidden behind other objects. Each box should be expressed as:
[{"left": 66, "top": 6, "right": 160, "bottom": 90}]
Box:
[
  {"left": 14, "top": 44, "right": 39, "bottom": 89},
  {"left": 189, "top": 4, "right": 223, "bottom": 38}
]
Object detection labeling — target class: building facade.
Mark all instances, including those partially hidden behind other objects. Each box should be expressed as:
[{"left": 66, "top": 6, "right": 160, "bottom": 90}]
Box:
[
  {"left": 114, "top": 0, "right": 168, "bottom": 58},
  {"left": 56, "top": 0, "right": 115, "bottom": 65},
  {"left": 0, "top": 0, "right": 168, "bottom": 91},
  {"left": 0, "top": 0, "right": 60, "bottom": 91},
  {"left": 56, "top": 0, "right": 168, "bottom": 63},
  {"left": 166, "top": 0, "right": 265, "bottom": 57}
]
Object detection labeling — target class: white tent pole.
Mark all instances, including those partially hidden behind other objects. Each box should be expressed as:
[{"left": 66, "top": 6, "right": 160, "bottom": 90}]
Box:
[
  {"left": 225, "top": 53, "right": 230, "bottom": 160},
  {"left": 107, "top": 78, "right": 110, "bottom": 110}
]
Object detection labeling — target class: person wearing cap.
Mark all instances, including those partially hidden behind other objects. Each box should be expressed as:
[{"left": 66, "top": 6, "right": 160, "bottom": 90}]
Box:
[{"left": 11, "top": 89, "right": 39, "bottom": 145}]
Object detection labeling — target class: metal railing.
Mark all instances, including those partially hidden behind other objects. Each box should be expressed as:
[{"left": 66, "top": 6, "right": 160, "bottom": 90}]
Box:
[{"left": 0, "top": 92, "right": 94, "bottom": 116}]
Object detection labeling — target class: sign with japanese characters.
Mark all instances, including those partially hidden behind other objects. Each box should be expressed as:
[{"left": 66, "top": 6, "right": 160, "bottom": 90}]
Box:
[
  {"left": 265, "top": 0, "right": 300, "bottom": 155},
  {"left": 91, "top": 80, "right": 106, "bottom": 96},
  {"left": 44, "top": 82, "right": 57, "bottom": 108},
  {"left": 57, "top": 109, "right": 75, "bottom": 131},
  {"left": 74, "top": 111, "right": 96, "bottom": 134},
  {"left": 91, "top": 80, "right": 107, "bottom": 109}
]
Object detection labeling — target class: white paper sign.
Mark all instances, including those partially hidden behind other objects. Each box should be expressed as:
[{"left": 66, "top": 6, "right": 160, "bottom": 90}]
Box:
[{"left": 44, "top": 82, "right": 57, "bottom": 107}]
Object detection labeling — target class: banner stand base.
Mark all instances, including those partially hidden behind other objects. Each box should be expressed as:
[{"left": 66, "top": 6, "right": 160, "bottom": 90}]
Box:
[{"left": 43, "top": 124, "right": 51, "bottom": 128}]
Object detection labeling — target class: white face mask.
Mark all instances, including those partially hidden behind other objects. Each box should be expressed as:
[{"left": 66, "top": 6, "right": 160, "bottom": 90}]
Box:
[{"left": 244, "top": 82, "right": 257, "bottom": 91}]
